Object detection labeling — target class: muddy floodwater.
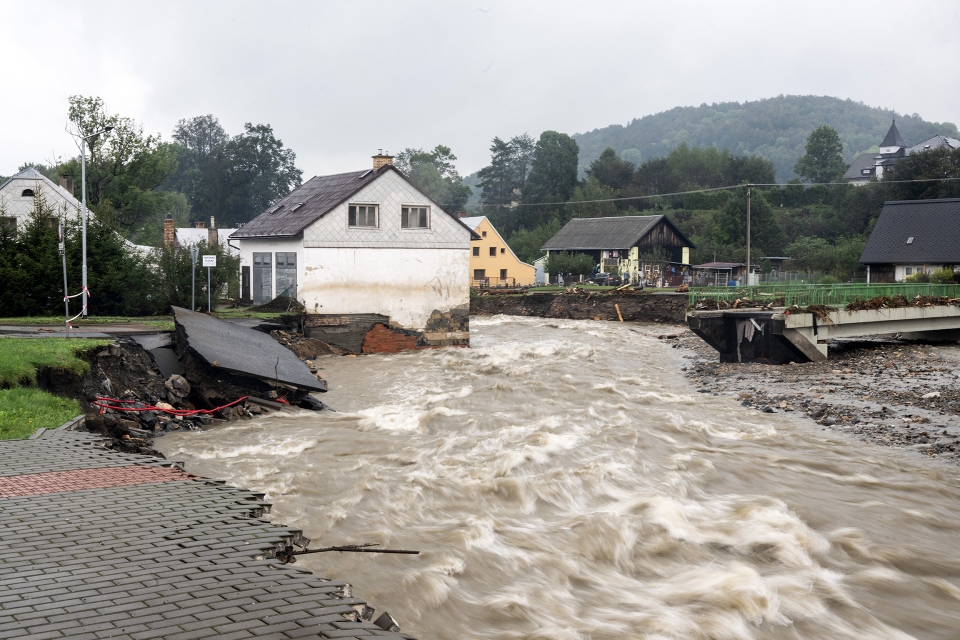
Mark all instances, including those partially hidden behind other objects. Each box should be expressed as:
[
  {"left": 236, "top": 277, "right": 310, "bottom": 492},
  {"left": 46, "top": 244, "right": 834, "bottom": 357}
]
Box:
[{"left": 155, "top": 317, "right": 960, "bottom": 639}]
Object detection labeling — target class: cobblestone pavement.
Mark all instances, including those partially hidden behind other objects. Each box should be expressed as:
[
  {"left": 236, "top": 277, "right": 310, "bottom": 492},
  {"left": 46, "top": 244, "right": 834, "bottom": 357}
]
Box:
[{"left": 0, "top": 428, "right": 414, "bottom": 639}]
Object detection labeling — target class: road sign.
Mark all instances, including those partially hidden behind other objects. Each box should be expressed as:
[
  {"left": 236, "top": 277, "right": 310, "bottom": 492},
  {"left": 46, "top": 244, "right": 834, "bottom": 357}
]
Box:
[{"left": 202, "top": 255, "right": 216, "bottom": 268}]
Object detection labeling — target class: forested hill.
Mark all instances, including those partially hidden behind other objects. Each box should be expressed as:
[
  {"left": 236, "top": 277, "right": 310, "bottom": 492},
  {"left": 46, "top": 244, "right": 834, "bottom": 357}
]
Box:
[{"left": 573, "top": 95, "right": 959, "bottom": 182}]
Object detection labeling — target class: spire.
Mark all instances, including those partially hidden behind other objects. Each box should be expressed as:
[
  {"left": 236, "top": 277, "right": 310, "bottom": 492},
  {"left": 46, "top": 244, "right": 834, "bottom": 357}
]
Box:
[{"left": 880, "top": 119, "right": 905, "bottom": 148}]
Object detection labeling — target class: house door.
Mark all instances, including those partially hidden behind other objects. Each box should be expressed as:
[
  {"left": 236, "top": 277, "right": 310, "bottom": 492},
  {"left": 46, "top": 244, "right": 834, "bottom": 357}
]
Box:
[
  {"left": 241, "top": 267, "right": 250, "bottom": 303},
  {"left": 253, "top": 252, "right": 272, "bottom": 305},
  {"left": 275, "top": 253, "right": 297, "bottom": 299}
]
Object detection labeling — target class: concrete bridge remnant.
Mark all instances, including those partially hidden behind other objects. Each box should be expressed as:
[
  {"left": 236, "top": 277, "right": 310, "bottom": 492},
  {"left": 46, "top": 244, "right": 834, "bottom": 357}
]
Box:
[{"left": 688, "top": 305, "right": 960, "bottom": 363}]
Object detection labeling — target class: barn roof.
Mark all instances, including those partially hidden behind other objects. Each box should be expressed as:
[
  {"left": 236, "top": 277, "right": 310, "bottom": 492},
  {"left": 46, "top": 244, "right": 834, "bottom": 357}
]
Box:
[{"left": 541, "top": 215, "right": 695, "bottom": 251}]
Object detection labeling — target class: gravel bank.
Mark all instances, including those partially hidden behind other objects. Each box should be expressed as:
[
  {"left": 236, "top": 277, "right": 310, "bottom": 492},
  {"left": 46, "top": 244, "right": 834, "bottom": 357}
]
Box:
[{"left": 665, "top": 330, "right": 960, "bottom": 464}]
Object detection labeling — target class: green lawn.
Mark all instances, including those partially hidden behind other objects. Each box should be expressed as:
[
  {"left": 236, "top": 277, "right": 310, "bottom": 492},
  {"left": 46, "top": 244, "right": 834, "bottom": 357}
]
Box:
[
  {"left": 0, "top": 337, "right": 109, "bottom": 387},
  {"left": 0, "top": 387, "right": 80, "bottom": 439},
  {"left": 0, "top": 315, "right": 174, "bottom": 331}
]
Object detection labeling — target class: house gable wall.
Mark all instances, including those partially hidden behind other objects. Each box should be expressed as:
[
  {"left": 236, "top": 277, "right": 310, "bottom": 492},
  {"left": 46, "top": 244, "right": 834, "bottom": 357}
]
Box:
[
  {"left": 0, "top": 178, "right": 81, "bottom": 226},
  {"left": 302, "top": 170, "right": 470, "bottom": 249},
  {"left": 469, "top": 218, "right": 535, "bottom": 285}
]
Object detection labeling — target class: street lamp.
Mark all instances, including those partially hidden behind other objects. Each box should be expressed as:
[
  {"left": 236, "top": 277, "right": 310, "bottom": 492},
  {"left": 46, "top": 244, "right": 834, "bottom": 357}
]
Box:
[{"left": 79, "top": 126, "right": 113, "bottom": 317}]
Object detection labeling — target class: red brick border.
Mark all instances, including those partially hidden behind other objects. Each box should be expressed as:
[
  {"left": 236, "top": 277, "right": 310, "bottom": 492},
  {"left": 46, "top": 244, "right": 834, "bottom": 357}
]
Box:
[{"left": 0, "top": 465, "right": 194, "bottom": 498}]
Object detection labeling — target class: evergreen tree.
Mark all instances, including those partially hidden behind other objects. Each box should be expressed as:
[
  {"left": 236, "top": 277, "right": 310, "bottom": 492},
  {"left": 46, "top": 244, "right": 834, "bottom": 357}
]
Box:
[{"left": 794, "top": 125, "right": 846, "bottom": 183}]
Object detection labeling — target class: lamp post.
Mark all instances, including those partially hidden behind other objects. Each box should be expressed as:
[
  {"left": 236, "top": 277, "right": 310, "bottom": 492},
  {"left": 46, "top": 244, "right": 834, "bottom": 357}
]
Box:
[{"left": 79, "top": 126, "right": 113, "bottom": 317}]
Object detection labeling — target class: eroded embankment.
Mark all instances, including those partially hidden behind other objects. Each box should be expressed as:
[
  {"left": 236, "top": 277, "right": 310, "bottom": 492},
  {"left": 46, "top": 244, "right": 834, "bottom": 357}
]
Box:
[{"left": 470, "top": 291, "right": 688, "bottom": 324}]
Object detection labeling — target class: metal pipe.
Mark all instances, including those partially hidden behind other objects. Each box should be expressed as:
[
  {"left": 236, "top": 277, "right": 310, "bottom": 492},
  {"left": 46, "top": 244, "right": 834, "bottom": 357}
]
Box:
[
  {"left": 80, "top": 136, "right": 87, "bottom": 317},
  {"left": 745, "top": 185, "right": 751, "bottom": 286},
  {"left": 60, "top": 221, "right": 70, "bottom": 337}
]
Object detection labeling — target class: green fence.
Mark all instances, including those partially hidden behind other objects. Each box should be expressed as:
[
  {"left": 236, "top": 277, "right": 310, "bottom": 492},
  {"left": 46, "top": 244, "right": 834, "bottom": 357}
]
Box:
[{"left": 689, "top": 283, "right": 960, "bottom": 308}]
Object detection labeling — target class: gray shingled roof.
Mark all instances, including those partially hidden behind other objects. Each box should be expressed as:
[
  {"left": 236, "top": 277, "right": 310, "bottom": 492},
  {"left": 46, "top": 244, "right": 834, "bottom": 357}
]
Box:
[
  {"left": 541, "top": 215, "right": 695, "bottom": 251},
  {"left": 908, "top": 135, "right": 960, "bottom": 154},
  {"left": 232, "top": 164, "right": 479, "bottom": 240},
  {"left": 860, "top": 198, "right": 960, "bottom": 264},
  {"left": 232, "top": 168, "right": 381, "bottom": 238},
  {"left": 843, "top": 153, "right": 877, "bottom": 180},
  {"left": 880, "top": 121, "right": 905, "bottom": 148}
]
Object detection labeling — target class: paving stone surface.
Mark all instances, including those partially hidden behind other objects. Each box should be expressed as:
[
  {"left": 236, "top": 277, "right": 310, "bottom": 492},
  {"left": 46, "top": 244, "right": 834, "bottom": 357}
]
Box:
[{"left": 0, "top": 432, "right": 414, "bottom": 639}]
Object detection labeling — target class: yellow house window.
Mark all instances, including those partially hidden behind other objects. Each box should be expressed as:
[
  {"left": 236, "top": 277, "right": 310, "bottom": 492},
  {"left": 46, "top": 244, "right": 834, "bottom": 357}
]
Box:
[
  {"left": 489, "top": 247, "right": 496, "bottom": 257},
  {"left": 472, "top": 246, "right": 479, "bottom": 256}
]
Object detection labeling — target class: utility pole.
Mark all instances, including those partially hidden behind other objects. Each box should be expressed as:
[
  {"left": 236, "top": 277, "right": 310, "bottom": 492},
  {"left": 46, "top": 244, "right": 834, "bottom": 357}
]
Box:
[
  {"left": 59, "top": 221, "right": 69, "bottom": 337},
  {"left": 745, "top": 184, "right": 752, "bottom": 286},
  {"left": 78, "top": 126, "right": 113, "bottom": 317},
  {"left": 190, "top": 247, "right": 199, "bottom": 311}
]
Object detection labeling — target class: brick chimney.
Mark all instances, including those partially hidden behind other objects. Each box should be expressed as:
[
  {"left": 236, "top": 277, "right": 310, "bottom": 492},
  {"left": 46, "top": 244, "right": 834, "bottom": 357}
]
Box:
[
  {"left": 163, "top": 213, "right": 175, "bottom": 248},
  {"left": 58, "top": 175, "right": 74, "bottom": 196},
  {"left": 458, "top": 211, "right": 466, "bottom": 219},
  {"left": 372, "top": 149, "right": 393, "bottom": 170},
  {"left": 194, "top": 221, "right": 205, "bottom": 228},
  {"left": 208, "top": 217, "right": 218, "bottom": 247}
]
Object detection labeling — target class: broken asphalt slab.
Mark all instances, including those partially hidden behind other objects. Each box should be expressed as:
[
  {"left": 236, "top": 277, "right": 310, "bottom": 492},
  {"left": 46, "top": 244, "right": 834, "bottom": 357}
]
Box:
[{"left": 172, "top": 306, "right": 325, "bottom": 393}]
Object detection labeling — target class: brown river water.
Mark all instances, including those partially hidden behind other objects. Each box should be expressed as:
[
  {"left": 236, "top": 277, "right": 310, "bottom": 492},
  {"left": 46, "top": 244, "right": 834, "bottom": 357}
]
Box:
[{"left": 155, "top": 316, "right": 960, "bottom": 639}]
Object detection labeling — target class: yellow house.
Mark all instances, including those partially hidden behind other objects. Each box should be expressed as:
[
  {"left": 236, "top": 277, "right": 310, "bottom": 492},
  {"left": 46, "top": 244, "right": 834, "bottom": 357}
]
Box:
[{"left": 461, "top": 216, "right": 536, "bottom": 286}]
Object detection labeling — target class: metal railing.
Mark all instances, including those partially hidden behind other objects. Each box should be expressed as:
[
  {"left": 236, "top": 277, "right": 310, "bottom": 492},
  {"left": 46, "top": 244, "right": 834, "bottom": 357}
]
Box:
[
  {"left": 689, "top": 283, "right": 960, "bottom": 308},
  {"left": 472, "top": 277, "right": 518, "bottom": 288}
]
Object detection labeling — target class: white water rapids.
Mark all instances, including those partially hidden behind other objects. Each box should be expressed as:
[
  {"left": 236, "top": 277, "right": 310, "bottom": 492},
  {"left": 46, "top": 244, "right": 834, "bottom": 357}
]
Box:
[{"left": 155, "top": 316, "right": 960, "bottom": 639}]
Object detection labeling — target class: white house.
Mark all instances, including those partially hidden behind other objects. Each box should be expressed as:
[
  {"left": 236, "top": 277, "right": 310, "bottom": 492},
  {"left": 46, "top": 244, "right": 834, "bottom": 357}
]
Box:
[
  {"left": 0, "top": 167, "right": 82, "bottom": 231},
  {"left": 844, "top": 121, "right": 960, "bottom": 185},
  {"left": 0, "top": 167, "right": 152, "bottom": 255},
  {"left": 230, "top": 154, "right": 479, "bottom": 353}
]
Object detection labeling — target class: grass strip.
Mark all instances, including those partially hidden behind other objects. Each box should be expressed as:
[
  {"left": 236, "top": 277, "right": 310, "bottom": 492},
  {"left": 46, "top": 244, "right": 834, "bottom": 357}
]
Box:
[
  {"left": 0, "top": 337, "right": 110, "bottom": 387},
  {"left": 0, "top": 387, "right": 80, "bottom": 439},
  {"left": 0, "top": 316, "right": 174, "bottom": 330}
]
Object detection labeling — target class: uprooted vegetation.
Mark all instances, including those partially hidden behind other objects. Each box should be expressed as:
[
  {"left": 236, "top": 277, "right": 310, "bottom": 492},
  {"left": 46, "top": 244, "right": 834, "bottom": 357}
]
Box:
[{"left": 692, "top": 294, "right": 960, "bottom": 314}]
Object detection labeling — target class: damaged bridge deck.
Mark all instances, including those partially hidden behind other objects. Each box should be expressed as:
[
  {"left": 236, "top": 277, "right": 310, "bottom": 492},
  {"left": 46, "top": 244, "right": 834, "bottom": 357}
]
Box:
[{"left": 688, "top": 305, "right": 960, "bottom": 363}]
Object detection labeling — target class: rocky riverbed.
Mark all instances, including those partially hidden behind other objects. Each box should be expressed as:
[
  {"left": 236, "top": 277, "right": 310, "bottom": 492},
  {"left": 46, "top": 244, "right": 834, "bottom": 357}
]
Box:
[{"left": 661, "top": 329, "right": 960, "bottom": 463}]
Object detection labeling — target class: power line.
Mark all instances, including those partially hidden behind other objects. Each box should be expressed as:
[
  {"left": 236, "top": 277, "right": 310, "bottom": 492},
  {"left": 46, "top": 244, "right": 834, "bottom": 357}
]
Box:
[{"left": 452, "top": 176, "right": 960, "bottom": 209}]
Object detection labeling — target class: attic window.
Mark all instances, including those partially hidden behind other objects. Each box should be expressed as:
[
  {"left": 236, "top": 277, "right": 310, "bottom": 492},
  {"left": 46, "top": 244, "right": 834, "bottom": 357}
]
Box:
[
  {"left": 862, "top": 169, "right": 870, "bottom": 174},
  {"left": 290, "top": 203, "right": 304, "bottom": 212},
  {"left": 21, "top": 189, "right": 34, "bottom": 197},
  {"left": 906, "top": 237, "right": 914, "bottom": 244},
  {"left": 268, "top": 204, "right": 284, "bottom": 214},
  {"left": 359, "top": 170, "right": 373, "bottom": 179}
]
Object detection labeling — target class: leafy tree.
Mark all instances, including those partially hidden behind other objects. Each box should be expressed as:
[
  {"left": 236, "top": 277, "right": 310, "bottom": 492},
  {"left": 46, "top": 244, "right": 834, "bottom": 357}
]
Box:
[
  {"left": 712, "top": 187, "right": 783, "bottom": 258},
  {"left": 545, "top": 251, "right": 594, "bottom": 279},
  {"left": 794, "top": 124, "right": 846, "bottom": 183},
  {"left": 506, "top": 219, "right": 562, "bottom": 264},
  {"left": 587, "top": 148, "right": 635, "bottom": 191},
  {"left": 524, "top": 131, "right": 580, "bottom": 204},
  {"left": 62, "top": 96, "right": 180, "bottom": 232},
  {"left": 886, "top": 146, "right": 960, "bottom": 200},
  {"left": 394, "top": 145, "right": 471, "bottom": 212},
  {"left": 784, "top": 236, "right": 831, "bottom": 274},
  {"left": 566, "top": 176, "right": 619, "bottom": 219},
  {"left": 165, "top": 116, "right": 302, "bottom": 227}
]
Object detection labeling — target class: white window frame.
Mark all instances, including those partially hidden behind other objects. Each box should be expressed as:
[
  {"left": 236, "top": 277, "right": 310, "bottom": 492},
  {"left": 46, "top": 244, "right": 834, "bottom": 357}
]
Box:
[
  {"left": 401, "top": 205, "right": 430, "bottom": 230},
  {"left": 348, "top": 203, "right": 379, "bottom": 229}
]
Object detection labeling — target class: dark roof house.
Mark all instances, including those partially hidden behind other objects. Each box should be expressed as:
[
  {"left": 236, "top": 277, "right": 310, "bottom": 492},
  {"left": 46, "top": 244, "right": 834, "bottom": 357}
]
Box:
[
  {"left": 541, "top": 215, "right": 694, "bottom": 252},
  {"left": 860, "top": 198, "right": 960, "bottom": 281},
  {"left": 844, "top": 121, "right": 959, "bottom": 185},
  {"left": 232, "top": 164, "right": 478, "bottom": 240}
]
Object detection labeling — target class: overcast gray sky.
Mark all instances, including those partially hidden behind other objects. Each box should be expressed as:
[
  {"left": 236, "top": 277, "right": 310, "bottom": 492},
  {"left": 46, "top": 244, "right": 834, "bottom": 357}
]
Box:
[{"left": 2, "top": 0, "right": 958, "bottom": 178}]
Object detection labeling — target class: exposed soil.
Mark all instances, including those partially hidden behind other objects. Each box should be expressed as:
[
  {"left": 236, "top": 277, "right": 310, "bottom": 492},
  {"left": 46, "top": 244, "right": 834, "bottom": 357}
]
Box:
[
  {"left": 471, "top": 291, "right": 688, "bottom": 324},
  {"left": 667, "top": 330, "right": 960, "bottom": 464}
]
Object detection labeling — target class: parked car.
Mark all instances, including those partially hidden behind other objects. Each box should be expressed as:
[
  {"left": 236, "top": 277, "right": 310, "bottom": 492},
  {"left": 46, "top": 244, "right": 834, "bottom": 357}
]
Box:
[{"left": 588, "top": 272, "right": 621, "bottom": 286}]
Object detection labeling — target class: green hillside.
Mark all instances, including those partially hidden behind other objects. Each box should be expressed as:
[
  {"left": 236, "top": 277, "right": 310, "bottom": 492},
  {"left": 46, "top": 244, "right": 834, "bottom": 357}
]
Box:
[{"left": 573, "top": 95, "right": 959, "bottom": 182}]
